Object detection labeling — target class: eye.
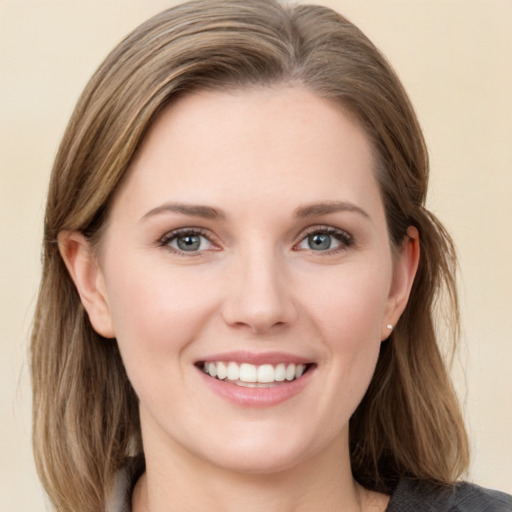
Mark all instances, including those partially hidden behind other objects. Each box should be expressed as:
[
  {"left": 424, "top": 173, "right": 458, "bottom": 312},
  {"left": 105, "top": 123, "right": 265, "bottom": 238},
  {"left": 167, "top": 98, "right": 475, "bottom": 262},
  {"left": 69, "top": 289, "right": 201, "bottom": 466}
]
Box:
[
  {"left": 295, "top": 227, "right": 353, "bottom": 253},
  {"left": 160, "top": 229, "right": 217, "bottom": 254}
]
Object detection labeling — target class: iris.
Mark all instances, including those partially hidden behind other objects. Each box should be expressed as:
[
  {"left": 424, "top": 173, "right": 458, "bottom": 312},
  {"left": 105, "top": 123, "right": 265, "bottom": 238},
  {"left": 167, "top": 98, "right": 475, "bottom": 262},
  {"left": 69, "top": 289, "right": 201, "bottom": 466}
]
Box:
[
  {"left": 177, "top": 234, "right": 202, "bottom": 251},
  {"left": 308, "top": 233, "right": 332, "bottom": 251}
]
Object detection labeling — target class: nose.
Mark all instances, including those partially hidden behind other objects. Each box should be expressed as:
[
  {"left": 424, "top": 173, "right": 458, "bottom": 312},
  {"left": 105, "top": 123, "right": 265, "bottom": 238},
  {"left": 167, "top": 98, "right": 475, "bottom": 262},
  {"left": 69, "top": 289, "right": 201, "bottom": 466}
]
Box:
[{"left": 221, "top": 248, "right": 298, "bottom": 334}]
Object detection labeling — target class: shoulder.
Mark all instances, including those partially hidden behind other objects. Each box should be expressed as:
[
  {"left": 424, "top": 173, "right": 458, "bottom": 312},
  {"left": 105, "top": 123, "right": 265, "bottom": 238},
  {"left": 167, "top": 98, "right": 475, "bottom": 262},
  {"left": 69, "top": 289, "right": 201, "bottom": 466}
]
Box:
[{"left": 386, "top": 478, "right": 512, "bottom": 512}]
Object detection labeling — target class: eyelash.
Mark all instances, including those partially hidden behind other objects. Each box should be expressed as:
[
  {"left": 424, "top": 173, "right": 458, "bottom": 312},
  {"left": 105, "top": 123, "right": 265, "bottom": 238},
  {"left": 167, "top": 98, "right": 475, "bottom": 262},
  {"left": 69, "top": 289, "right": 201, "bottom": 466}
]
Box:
[
  {"left": 158, "top": 225, "right": 354, "bottom": 256},
  {"left": 159, "top": 227, "right": 218, "bottom": 256},
  {"left": 293, "top": 226, "right": 354, "bottom": 254}
]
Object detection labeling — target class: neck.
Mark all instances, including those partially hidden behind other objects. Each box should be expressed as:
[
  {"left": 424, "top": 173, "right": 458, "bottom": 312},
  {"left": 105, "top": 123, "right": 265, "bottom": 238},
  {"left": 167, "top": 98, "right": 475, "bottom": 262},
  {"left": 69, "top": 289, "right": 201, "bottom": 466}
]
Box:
[{"left": 132, "top": 431, "right": 386, "bottom": 512}]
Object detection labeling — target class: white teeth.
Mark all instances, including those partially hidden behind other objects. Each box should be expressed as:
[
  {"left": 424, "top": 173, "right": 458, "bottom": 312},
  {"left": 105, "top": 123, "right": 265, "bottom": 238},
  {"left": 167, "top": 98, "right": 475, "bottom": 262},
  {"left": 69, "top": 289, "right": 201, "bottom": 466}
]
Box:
[
  {"left": 202, "top": 361, "right": 309, "bottom": 384},
  {"left": 274, "top": 363, "right": 286, "bottom": 382},
  {"left": 207, "top": 362, "right": 217, "bottom": 378},
  {"left": 227, "top": 362, "right": 239, "bottom": 381},
  {"left": 285, "top": 363, "right": 296, "bottom": 381},
  {"left": 239, "top": 363, "right": 257, "bottom": 383},
  {"left": 236, "top": 381, "right": 276, "bottom": 388},
  {"left": 257, "top": 364, "right": 275, "bottom": 383},
  {"left": 216, "top": 361, "right": 227, "bottom": 380}
]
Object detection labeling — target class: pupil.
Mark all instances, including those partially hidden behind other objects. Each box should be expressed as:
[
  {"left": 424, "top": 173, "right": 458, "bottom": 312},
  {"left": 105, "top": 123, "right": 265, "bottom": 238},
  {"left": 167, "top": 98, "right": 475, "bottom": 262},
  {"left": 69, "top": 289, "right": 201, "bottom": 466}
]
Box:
[
  {"left": 177, "top": 235, "right": 200, "bottom": 251},
  {"left": 309, "top": 233, "right": 331, "bottom": 250}
]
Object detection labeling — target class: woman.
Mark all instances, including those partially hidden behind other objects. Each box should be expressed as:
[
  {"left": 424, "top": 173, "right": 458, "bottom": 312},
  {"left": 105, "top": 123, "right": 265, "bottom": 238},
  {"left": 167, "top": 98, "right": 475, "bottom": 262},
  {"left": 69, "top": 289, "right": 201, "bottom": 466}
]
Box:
[{"left": 30, "top": 1, "right": 512, "bottom": 511}]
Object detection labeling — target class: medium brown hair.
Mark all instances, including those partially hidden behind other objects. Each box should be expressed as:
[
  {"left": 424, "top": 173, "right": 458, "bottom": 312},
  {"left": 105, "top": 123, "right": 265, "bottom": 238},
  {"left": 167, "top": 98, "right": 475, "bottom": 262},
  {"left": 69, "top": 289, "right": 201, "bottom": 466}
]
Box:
[{"left": 31, "top": 1, "right": 469, "bottom": 510}]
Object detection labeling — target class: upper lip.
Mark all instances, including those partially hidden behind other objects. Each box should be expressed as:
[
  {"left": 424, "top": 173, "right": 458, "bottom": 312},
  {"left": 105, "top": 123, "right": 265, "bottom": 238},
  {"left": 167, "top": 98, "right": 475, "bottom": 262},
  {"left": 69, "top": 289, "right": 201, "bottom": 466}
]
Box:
[{"left": 197, "top": 351, "right": 313, "bottom": 366}]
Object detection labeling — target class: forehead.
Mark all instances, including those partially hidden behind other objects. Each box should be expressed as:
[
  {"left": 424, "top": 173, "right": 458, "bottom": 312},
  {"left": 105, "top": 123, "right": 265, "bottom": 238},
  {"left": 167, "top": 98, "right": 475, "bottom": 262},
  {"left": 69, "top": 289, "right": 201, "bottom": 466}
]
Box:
[{"left": 112, "top": 86, "right": 382, "bottom": 221}]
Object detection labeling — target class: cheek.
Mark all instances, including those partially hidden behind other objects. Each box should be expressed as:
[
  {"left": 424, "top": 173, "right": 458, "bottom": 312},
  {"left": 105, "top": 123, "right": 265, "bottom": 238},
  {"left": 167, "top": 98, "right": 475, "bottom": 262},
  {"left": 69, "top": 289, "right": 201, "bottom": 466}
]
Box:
[
  {"left": 103, "top": 262, "right": 221, "bottom": 411},
  {"left": 302, "top": 261, "right": 390, "bottom": 398},
  {"left": 304, "top": 262, "right": 391, "bottom": 347},
  {"left": 103, "top": 258, "right": 220, "bottom": 362}
]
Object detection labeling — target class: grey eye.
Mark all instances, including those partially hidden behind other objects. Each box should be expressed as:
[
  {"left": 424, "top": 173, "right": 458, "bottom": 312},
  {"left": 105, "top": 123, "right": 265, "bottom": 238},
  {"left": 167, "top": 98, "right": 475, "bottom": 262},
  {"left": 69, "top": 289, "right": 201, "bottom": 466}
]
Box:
[
  {"left": 167, "top": 233, "right": 211, "bottom": 252},
  {"left": 296, "top": 229, "right": 349, "bottom": 253},
  {"left": 176, "top": 234, "right": 201, "bottom": 251},
  {"left": 307, "top": 233, "right": 333, "bottom": 251}
]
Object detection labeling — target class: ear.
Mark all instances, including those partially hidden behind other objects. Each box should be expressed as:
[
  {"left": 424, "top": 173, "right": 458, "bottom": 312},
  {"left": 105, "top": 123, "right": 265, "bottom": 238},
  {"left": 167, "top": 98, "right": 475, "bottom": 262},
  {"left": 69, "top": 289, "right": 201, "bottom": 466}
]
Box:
[
  {"left": 58, "top": 231, "right": 115, "bottom": 338},
  {"left": 381, "top": 226, "right": 420, "bottom": 340}
]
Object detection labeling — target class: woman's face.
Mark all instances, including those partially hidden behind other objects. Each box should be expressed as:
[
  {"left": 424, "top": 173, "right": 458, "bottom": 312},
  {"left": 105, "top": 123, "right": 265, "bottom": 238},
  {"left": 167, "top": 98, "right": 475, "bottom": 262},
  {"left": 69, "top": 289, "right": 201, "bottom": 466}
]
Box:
[{"left": 78, "top": 86, "right": 417, "bottom": 473}]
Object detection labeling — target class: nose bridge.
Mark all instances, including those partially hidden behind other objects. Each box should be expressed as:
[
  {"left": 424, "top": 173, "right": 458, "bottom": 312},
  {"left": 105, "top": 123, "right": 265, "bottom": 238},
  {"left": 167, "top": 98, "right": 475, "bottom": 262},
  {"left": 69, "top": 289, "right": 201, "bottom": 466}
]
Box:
[{"left": 222, "top": 241, "right": 297, "bottom": 333}]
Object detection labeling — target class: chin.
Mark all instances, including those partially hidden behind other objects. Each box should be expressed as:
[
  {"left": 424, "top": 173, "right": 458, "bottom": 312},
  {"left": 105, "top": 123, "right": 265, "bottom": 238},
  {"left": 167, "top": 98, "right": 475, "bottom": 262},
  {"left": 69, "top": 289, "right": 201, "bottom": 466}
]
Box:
[
  {"left": 192, "top": 424, "right": 324, "bottom": 475},
  {"left": 208, "top": 447, "right": 309, "bottom": 475}
]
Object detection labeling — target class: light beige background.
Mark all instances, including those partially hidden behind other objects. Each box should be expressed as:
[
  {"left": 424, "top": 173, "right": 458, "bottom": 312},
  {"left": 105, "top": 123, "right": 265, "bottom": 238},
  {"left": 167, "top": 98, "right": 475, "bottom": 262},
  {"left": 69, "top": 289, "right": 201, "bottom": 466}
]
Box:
[{"left": 1, "top": 0, "right": 511, "bottom": 510}]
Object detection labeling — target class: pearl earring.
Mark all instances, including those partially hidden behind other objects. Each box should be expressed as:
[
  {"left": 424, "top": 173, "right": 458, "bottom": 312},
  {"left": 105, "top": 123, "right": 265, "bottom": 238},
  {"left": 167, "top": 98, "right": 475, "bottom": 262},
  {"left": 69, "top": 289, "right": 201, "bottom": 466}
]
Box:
[{"left": 386, "top": 324, "right": 393, "bottom": 330}]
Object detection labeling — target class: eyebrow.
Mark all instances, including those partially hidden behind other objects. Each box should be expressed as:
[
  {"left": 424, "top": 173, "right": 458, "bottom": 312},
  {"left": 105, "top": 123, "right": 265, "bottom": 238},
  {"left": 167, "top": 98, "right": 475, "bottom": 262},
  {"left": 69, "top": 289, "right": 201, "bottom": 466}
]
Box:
[
  {"left": 140, "top": 202, "right": 226, "bottom": 222},
  {"left": 294, "top": 201, "right": 370, "bottom": 220},
  {"left": 140, "top": 200, "right": 370, "bottom": 222}
]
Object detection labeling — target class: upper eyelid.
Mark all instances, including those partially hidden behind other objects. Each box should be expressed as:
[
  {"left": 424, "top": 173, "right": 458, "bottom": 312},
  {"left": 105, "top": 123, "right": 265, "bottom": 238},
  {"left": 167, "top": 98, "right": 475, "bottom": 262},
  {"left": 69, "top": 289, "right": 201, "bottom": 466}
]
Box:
[
  {"left": 160, "top": 227, "right": 216, "bottom": 243},
  {"left": 296, "top": 224, "right": 353, "bottom": 241}
]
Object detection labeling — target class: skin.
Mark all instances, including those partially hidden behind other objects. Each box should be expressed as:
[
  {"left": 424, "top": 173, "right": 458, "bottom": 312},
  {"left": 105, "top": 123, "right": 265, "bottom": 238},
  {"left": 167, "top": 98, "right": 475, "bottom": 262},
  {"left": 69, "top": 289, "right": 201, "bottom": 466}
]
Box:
[{"left": 60, "top": 86, "right": 419, "bottom": 512}]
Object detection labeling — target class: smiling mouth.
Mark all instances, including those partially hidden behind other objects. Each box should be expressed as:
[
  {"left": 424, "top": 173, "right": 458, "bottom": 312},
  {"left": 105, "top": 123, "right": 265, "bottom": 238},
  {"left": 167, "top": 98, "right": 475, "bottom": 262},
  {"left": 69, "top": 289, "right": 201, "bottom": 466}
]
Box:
[{"left": 197, "top": 361, "right": 315, "bottom": 388}]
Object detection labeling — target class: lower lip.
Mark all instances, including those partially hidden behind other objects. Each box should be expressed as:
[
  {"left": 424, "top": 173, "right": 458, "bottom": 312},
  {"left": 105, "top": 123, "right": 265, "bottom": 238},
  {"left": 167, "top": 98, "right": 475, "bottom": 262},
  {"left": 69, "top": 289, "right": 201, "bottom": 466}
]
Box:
[{"left": 197, "top": 367, "right": 315, "bottom": 408}]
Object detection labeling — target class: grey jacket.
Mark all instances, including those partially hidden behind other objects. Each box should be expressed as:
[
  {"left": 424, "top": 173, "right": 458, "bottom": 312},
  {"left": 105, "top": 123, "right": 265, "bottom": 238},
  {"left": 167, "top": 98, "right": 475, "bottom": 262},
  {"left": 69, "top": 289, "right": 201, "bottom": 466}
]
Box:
[
  {"left": 107, "top": 459, "right": 512, "bottom": 512},
  {"left": 386, "top": 478, "right": 512, "bottom": 511}
]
